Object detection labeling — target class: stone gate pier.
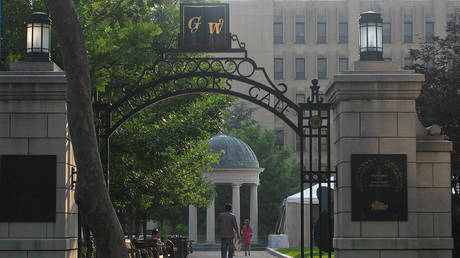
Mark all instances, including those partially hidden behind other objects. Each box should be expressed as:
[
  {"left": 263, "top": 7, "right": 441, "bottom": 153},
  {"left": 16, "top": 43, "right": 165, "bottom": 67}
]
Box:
[
  {"left": 326, "top": 61, "right": 453, "bottom": 258},
  {"left": 0, "top": 61, "right": 77, "bottom": 258}
]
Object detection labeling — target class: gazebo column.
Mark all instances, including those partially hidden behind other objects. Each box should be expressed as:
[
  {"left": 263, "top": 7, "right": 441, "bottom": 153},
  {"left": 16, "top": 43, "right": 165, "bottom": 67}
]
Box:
[
  {"left": 249, "top": 183, "right": 259, "bottom": 243},
  {"left": 232, "top": 183, "right": 241, "bottom": 228},
  {"left": 206, "top": 199, "right": 215, "bottom": 243},
  {"left": 188, "top": 205, "right": 197, "bottom": 242}
]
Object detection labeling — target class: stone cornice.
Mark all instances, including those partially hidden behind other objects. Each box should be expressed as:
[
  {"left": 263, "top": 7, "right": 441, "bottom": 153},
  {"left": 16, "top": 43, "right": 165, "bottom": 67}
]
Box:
[
  {"left": 0, "top": 72, "right": 67, "bottom": 101},
  {"left": 326, "top": 77, "right": 423, "bottom": 104},
  {"left": 334, "top": 237, "right": 453, "bottom": 250},
  {"left": 205, "top": 167, "right": 264, "bottom": 185}
]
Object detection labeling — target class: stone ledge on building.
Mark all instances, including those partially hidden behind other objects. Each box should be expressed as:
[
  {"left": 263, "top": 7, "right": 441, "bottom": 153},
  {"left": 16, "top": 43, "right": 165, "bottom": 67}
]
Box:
[
  {"left": 416, "top": 140, "right": 453, "bottom": 152},
  {"left": 0, "top": 238, "right": 77, "bottom": 250},
  {"left": 333, "top": 237, "right": 454, "bottom": 250},
  {"left": 326, "top": 61, "right": 425, "bottom": 104}
]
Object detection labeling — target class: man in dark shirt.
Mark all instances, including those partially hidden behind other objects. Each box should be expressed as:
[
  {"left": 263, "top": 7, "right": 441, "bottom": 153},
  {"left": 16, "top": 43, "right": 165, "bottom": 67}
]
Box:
[{"left": 218, "top": 203, "right": 240, "bottom": 258}]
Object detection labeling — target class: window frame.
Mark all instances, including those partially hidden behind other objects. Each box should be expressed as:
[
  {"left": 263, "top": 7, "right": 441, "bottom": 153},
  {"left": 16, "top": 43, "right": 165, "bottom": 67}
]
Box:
[
  {"left": 339, "top": 57, "right": 348, "bottom": 73},
  {"left": 338, "top": 22, "right": 348, "bottom": 43},
  {"left": 425, "top": 22, "right": 434, "bottom": 43},
  {"left": 274, "top": 22, "right": 283, "bottom": 44},
  {"left": 296, "top": 93, "right": 305, "bottom": 105},
  {"left": 317, "top": 57, "right": 327, "bottom": 80},
  {"left": 296, "top": 22, "right": 305, "bottom": 44},
  {"left": 404, "top": 22, "right": 413, "bottom": 43},
  {"left": 274, "top": 58, "right": 284, "bottom": 80},
  {"left": 383, "top": 22, "right": 391, "bottom": 43},
  {"left": 295, "top": 58, "right": 306, "bottom": 80},
  {"left": 317, "top": 22, "right": 327, "bottom": 43}
]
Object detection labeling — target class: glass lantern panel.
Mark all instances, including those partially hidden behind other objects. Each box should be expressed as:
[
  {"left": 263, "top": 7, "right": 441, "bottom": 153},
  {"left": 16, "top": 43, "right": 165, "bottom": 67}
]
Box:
[
  {"left": 32, "top": 23, "right": 42, "bottom": 51},
  {"left": 26, "top": 25, "right": 32, "bottom": 53},
  {"left": 368, "top": 23, "right": 377, "bottom": 49},
  {"left": 377, "top": 25, "right": 383, "bottom": 50},
  {"left": 42, "top": 25, "right": 50, "bottom": 53},
  {"left": 360, "top": 25, "right": 367, "bottom": 51}
]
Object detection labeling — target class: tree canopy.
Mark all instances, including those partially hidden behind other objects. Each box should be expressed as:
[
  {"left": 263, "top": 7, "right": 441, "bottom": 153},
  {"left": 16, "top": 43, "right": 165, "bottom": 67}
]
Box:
[{"left": 409, "top": 12, "right": 460, "bottom": 256}]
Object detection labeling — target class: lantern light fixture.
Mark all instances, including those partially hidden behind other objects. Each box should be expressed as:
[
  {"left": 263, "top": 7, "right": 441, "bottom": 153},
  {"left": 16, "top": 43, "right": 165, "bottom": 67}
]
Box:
[
  {"left": 359, "top": 11, "right": 383, "bottom": 61},
  {"left": 26, "top": 12, "right": 51, "bottom": 62}
]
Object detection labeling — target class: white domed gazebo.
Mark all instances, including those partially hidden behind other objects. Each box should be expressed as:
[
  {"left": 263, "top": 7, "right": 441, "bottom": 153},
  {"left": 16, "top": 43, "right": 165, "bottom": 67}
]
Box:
[{"left": 188, "top": 134, "right": 264, "bottom": 244}]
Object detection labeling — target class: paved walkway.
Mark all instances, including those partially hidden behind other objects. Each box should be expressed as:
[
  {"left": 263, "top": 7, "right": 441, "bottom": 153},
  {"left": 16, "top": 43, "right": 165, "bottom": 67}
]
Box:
[{"left": 189, "top": 250, "right": 280, "bottom": 258}]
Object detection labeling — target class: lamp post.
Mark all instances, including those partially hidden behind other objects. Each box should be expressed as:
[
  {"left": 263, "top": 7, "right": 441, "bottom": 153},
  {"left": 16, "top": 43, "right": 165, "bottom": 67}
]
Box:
[
  {"left": 359, "top": 11, "right": 383, "bottom": 61},
  {"left": 26, "top": 12, "right": 50, "bottom": 62}
]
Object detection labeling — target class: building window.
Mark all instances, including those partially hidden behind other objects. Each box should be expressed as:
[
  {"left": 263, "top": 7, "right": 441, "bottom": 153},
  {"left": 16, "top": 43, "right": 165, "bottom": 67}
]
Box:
[
  {"left": 404, "top": 22, "right": 413, "bottom": 43},
  {"left": 296, "top": 58, "right": 305, "bottom": 79},
  {"left": 296, "top": 22, "right": 305, "bottom": 43},
  {"left": 383, "top": 23, "right": 391, "bottom": 43},
  {"left": 317, "top": 57, "right": 327, "bottom": 79},
  {"left": 317, "top": 22, "right": 327, "bottom": 43},
  {"left": 404, "top": 57, "right": 413, "bottom": 68},
  {"left": 275, "top": 130, "right": 284, "bottom": 149},
  {"left": 274, "top": 23, "right": 283, "bottom": 44},
  {"left": 339, "top": 22, "right": 348, "bottom": 43},
  {"left": 339, "top": 57, "right": 348, "bottom": 73},
  {"left": 296, "top": 93, "right": 305, "bottom": 104},
  {"left": 426, "top": 22, "right": 434, "bottom": 43},
  {"left": 274, "top": 58, "right": 283, "bottom": 80}
]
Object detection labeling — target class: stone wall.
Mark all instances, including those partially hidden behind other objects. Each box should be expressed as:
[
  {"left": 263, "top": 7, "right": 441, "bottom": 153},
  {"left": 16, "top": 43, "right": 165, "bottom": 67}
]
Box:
[
  {"left": 0, "top": 62, "right": 77, "bottom": 258},
  {"left": 326, "top": 61, "right": 453, "bottom": 258}
]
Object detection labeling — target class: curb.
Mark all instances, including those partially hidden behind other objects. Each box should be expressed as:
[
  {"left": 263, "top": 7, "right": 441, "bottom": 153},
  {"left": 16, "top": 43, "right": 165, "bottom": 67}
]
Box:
[{"left": 265, "top": 247, "right": 292, "bottom": 258}]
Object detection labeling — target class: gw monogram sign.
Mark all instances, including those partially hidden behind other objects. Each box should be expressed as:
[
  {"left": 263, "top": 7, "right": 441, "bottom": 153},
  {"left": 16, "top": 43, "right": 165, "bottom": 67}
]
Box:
[{"left": 180, "top": 3, "right": 230, "bottom": 51}]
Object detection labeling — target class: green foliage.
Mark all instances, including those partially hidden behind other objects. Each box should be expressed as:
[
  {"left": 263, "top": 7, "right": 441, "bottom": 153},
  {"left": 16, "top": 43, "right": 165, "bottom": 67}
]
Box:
[
  {"left": 409, "top": 12, "right": 460, "bottom": 255},
  {"left": 224, "top": 102, "right": 258, "bottom": 132},
  {"left": 110, "top": 94, "right": 234, "bottom": 222},
  {"left": 77, "top": 0, "right": 171, "bottom": 91},
  {"left": 227, "top": 121, "right": 299, "bottom": 241},
  {"left": 175, "top": 224, "right": 188, "bottom": 236}
]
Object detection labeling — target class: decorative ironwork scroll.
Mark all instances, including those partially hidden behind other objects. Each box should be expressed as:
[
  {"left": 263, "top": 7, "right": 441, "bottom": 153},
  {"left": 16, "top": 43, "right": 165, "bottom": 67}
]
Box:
[{"left": 100, "top": 54, "right": 299, "bottom": 137}]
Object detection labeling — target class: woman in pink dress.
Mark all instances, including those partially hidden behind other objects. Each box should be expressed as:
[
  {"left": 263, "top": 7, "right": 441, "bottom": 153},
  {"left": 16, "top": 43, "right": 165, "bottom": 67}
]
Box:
[{"left": 242, "top": 219, "right": 253, "bottom": 256}]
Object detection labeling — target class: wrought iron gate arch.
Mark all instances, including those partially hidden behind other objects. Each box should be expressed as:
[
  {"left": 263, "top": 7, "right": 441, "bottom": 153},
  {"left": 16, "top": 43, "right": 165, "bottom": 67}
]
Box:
[
  {"left": 89, "top": 52, "right": 335, "bottom": 258},
  {"left": 100, "top": 55, "right": 301, "bottom": 138}
]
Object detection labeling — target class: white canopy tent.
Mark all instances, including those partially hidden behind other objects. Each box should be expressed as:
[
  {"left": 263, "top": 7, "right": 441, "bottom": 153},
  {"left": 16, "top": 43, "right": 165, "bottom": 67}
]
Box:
[{"left": 277, "top": 183, "right": 333, "bottom": 248}]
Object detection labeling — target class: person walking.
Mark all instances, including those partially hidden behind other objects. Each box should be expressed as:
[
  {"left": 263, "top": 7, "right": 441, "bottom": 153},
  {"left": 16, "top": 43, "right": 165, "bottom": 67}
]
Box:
[
  {"left": 242, "top": 219, "right": 252, "bottom": 256},
  {"left": 218, "top": 203, "right": 241, "bottom": 258}
]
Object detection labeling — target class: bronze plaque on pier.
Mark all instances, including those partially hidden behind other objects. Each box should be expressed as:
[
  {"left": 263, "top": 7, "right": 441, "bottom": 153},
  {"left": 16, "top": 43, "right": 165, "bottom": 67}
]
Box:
[{"left": 351, "top": 154, "right": 407, "bottom": 221}]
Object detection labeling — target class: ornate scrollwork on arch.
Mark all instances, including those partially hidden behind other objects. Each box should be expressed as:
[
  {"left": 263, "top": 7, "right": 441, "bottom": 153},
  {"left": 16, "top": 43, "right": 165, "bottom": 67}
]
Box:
[{"left": 100, "top": 54, "right": 300, "bottom": 137}]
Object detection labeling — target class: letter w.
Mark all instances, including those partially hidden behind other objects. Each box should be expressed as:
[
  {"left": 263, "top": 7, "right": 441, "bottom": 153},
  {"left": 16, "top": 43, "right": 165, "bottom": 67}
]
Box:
[{"left": 208, "top": 18, "right": 224, "bottom": 34}]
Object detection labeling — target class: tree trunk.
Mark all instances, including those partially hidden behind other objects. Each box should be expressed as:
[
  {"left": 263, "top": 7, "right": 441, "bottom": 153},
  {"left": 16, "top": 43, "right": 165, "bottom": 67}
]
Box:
[
  {"left": 127, "top": 211, "right": 134, "bottom": 240},
  {"left": 44, "top": 1, "right": 128, "bottom": 257},
  {"left": 134, "top": 216, "right": 141, "bottom": 238},
  {"left": 143, "top": 217, "right": 148, "bottom": 239}
]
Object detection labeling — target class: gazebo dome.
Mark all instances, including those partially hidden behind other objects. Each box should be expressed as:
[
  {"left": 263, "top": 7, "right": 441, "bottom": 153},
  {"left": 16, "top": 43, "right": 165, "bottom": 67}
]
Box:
[{"left": 209, "top": 134, "right": 259, "bottom": 168}]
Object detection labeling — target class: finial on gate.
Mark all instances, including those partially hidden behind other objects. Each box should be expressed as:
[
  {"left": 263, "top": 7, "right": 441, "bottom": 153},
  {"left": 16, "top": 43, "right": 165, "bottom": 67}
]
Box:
[{"left": 306, "top": 78, "right": 323, "bottom": 104}]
